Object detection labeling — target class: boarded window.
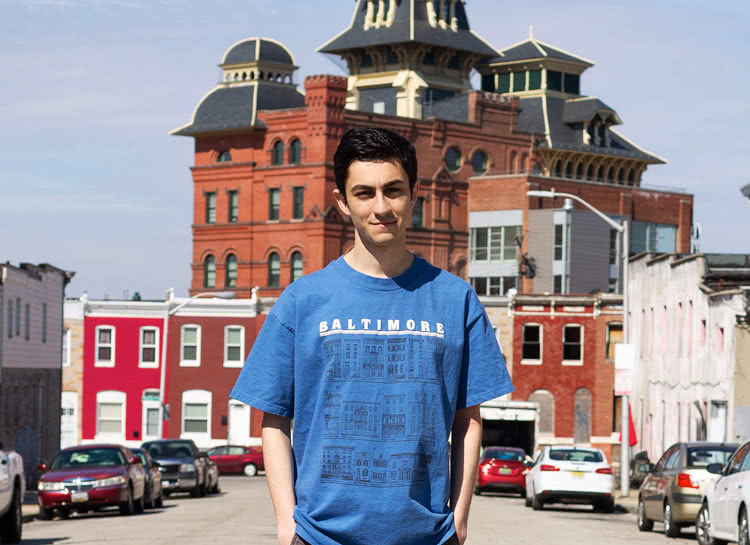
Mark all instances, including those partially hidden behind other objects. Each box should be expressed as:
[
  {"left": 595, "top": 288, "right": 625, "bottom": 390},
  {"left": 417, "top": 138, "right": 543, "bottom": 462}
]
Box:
[
  {"left": 606, "top": 323, "right": 623, "bottom": 360},
  {"left": 528, "top": 70, "right": 542, "bottom": 90},
  {"left": 529, "top": 390, "right": 555, "bottom": 434},
  {"left": 497, "top": 72, "right": 510, "bottom": 93},
  {"left": 574, "top": 388, "right": 592, "bottom": 443},
  {"left": 512, "top": 71, "right": 525, "bottom": 92}
]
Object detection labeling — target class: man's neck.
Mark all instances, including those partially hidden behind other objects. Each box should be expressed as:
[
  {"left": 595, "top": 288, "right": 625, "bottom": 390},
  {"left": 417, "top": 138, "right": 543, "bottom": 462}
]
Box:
[{"left": 344, "top": 237, "right": 414, "bottom": 279}]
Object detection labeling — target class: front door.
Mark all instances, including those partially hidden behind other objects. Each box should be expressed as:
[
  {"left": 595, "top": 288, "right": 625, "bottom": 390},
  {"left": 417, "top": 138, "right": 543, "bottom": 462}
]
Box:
[
  {"left": 60, "top": 391, "right": 79, "bottom": 449},
  {"left": 228, "top": 402, "right": 250, "bottom": 446}
]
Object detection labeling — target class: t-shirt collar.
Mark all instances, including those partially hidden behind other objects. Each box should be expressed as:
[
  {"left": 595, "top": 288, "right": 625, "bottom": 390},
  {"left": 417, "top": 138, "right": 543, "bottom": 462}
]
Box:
[{"left": 332, "top": 254, "right": 428, "bottom": 292}]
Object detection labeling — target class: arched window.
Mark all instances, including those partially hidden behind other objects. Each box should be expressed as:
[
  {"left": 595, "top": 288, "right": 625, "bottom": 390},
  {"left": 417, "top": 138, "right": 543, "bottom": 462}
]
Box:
[
  {"left": 272, "top": 141, "right": 284, "bottom": 166},
  {"left": 628, "top": 169, "right": 635, "bottom": 186},
  {"left": 225, "top": 254, "right": 237, "bottom": 288},
  {"left": 617, "top": 168, "right": 625, "bottom": 185},
  {"left": 217, "top": 150, "right": 232, "bottom": 163},
  {"left": 565, "top": 162, "right": 574, "bottom": 179},
  {"left": 574, "top": 388, "right": 592, "bottom": 444},
  {"left": 509, "top": 151, "right": 517, "bottom": 174},
  {"left": 597, "top": 165, "right": 606, "bottom": 181},
  {"left": 529, "top": 389, "right": 555, "bottom": 435},
  {"left": 289, "top": 139, "right": 302, "bottom": 165},
  {"left": 445, "top": 147, "right": 462, "bottom": 172},
  {"left": 520, "top": 153, "right": 528, "bottom": 173},
  {"left": 471, "top": 150, "right": 488, "bottom": 175},
  {"left": 554, "top": 161, "right": 562, "bottom": 178},
  {"left": 607, "top": 166, "right": 616, "bottom": 183},
  {"left": 204, "top": 255, "right": 215, "bottom": 289},
  {"left": 576, "top": 163, "right": 584, "bottom": 179},
  {"left": 267, "top": 252, "right": 280, "bottom": 287},
  {"left": 586, "top": 164, "right": 595, "bottom": 180},
  {"left": 290, "top": 251, "right": 303, "bottom": 282}
]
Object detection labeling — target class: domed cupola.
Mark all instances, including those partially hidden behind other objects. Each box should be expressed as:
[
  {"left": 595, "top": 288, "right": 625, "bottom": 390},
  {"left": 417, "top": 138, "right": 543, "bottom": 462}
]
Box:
[{"left": 220, "top": 37, "right": 297, "bottom": 85}]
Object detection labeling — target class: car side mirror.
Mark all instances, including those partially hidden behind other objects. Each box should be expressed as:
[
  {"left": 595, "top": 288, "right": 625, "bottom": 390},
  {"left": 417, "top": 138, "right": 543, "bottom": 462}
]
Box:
[
  {"left": 637, "top": 463, "right": 654, "bottom": 473},
  {"left": 523, "top": 460, "right": 533, "bottom": 468},
  {"left": 37, "top": 462, "right": 48, "bottom": 472},
  {"left": 706, "top": 463, "right": 723, "bottom": 475}
]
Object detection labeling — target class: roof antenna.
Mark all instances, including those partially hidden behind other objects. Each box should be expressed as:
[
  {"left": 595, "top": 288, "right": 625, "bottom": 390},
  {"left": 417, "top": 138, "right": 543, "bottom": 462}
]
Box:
[{"left": 529, "top": 25, "right": 534, "bottom": 40}]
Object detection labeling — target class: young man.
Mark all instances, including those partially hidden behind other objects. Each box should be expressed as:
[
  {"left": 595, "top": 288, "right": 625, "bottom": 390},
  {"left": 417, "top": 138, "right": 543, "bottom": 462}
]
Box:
[{"left": 230, "top": 128, "right": 513, "bottom": 545}]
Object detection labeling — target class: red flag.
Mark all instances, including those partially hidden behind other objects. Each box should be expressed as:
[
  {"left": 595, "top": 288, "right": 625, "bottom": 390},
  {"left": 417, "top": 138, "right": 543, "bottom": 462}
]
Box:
[{"left": 619, "top": 405, "right": 638, "bottom": 447}]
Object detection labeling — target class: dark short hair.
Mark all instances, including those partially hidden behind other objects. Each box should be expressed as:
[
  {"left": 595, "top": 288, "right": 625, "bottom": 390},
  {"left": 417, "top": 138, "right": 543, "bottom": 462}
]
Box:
[{"left": 333, "top": 127, "right": 418, "bottom": 194}]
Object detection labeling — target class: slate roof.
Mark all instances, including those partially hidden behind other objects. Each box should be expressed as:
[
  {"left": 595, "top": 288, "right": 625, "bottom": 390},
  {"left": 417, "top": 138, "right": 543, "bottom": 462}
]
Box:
[
  {"left": 563, "top": 97, "right": 621, "bottom": 125},
  {"left": 172, "top": 83, "right": 305, "bottom": 137},
  {"left": 518, "top": 96, "right": 664, "bottom": 163},
  {"left": 221, "top": 38, "right": 295, "bottom": 66},
  {"left": 318, "top": 0, "right": 498, "bottom": 58},
  {"left": 483, "top": 38, "right": 593, "bottom": 67}
]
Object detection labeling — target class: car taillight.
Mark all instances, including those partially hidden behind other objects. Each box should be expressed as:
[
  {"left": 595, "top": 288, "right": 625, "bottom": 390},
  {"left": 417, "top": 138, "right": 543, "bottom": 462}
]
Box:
[
  {"left": 540, "top": 465, "right": 559, "bottom": 472},
  {"left": 677, "top": 473, "right": 699, "bottom": 489},
  {"left": 596, "top": 467, "right": 613, "bottom": 474}
]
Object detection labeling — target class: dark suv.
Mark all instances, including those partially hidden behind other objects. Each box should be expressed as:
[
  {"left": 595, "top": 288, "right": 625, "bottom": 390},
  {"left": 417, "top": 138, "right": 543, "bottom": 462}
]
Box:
[{"left": 141, "top": 439, "right": 208, "bottom": 498}]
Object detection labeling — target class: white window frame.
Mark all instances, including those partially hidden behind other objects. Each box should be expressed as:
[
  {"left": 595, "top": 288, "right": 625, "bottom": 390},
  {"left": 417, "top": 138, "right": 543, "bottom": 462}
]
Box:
[
  {"left": 95, "top": 390, "right": 126, "bottom": 442},
  {"left": 223, "top": 325, "right": 245, "bottom": 368},
  {"left": 180, "top": 324, "right": 201, "bottom": 367},
  {"left": 181, "top": 389, "right": 211, "bottom": 443},
  {"left": 141, "top": 389, "right": 161, "bottom": 442},
  {"left": 521, "top": 323, "right": 543, "bottom": 365},
  {"left": 562, "top": 323, "right": 584, "bottom": 366},
  {"left": 138, "top": 326, "right": 160, "bottom": 368},
  {"left": 95, "top": 325, "right": 115, "bottom": 367},
  {"left": 62, "top": 328, "right": 71, "bottom": 367}
]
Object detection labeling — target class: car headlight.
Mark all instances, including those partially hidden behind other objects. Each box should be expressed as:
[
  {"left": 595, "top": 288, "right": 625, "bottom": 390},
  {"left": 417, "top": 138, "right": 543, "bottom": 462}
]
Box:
[
  {"left": 180, "top": 463, "right": 196, "bottom": 473},
  {"left": 38, "top": 481, "right": 65, "bottom": 491},
  {"left": 95, "top": 475, "right": 127, "bottom": 488}
]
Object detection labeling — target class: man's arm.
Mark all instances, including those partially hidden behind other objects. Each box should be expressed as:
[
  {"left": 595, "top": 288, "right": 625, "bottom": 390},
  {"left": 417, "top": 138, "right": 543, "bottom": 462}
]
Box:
[
  {"left": 450, "top": 404, "right": 482, "bottom": 545},
  {"left": 262, "top": 412, "right": 296, "bottom": 545}
]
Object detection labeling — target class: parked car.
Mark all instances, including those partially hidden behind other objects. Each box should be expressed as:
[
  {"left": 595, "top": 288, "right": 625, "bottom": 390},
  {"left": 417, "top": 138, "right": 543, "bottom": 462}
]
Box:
[
  {"left": 37, "top": 444, "right": 147, "bottom": 519},
  {"left": 630, "top": 450, "right": 651, "bottom": 489},
  {"left": 637, "top": 441, "right": 738, "bottom": 538},
  {"left": 142, "top": 439, "right": 208, "bottom": 498},
  {"left": 207, "top": 445, "right": 265, "bottom": 477},
  {"left": 696, "top": 439, "right": 750, "bottom": 545},
  {"left": 525, "top": 446, "right": 615, "bottom": 513},
  {"left": 0, "top": 442, "right": 25, "bottom": 544},
  {"left": 130, "top": 447, "right": 163, "bottom": 509},
  {"left": 474, "top": 446, "right": 528, "bottom": 497}
]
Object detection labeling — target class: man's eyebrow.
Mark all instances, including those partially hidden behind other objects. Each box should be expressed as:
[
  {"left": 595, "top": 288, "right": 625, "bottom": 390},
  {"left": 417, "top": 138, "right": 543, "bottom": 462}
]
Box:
[{"left": 349, "top": 179, "right": 406, "bottom": 192}]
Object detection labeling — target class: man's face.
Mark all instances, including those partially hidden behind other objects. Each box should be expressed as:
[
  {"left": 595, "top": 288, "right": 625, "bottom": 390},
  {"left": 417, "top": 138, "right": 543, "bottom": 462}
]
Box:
[{"left": 334, "top": 159, "right": 416, "bottom": 249}]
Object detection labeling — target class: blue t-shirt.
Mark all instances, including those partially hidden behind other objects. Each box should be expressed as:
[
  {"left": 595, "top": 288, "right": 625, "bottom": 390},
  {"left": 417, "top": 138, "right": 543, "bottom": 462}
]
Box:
[{"left": 230, "top": 256, "right": 513, "bottom": 545}]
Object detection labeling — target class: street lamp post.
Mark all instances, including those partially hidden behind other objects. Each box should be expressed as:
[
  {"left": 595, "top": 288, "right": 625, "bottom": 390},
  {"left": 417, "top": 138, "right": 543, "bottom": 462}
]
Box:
[
  {"left": 527, "top": 189, "right": 631, "bottom": 497},
  {"left": 158, "top": 290, "right": 235, "bottom": 438}
]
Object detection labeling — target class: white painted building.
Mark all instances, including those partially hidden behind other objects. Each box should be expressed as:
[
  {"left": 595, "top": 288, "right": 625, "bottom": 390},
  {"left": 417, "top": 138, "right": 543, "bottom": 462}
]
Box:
[
  {"left": 628, "top": 253, "right": 750, "bottom": 461},
  {"left": 0, "top": 262, "right": 74, "bottom": 483}
]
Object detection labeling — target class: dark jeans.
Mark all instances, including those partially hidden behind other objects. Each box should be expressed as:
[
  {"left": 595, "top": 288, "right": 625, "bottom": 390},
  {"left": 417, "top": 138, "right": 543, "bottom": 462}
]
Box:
[{"left": 291, "top": 533, "right": 460, "bottom": 545}]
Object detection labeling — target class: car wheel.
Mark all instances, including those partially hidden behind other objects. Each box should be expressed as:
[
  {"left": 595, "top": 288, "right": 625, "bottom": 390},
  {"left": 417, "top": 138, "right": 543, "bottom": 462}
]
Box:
[
  {"left": 696, "top": 503, "right": 726, "bottom": 545},
  {"left": 520, "top": 488, "right": 526, "bottom": 499},
  {"left": 37, "top": 506, "right": 53, "bottom": 521},
  {"left": 637, "top": 498, "right": 654, "bottom": 532},
  {"left": 119, "top": 485, "right": 134, "bottom": 516},
  {"left": 163, "top": 491, "right": 171, "bottom": 498},
  {"left": 525, "top": 490, "right": 532, "bottom": 508},
  {"left": 59, "top": 509, "right": 70, "bottom": 520},
  {"left": 0, "top": 485, "right": 22, "bottom": 544},
  {"left": 243, "top": 463, "right": 258, "bottom": 477},
  {"left": 532, "top": 493, "right": 543, "bottom": 511},
  {"left": 739, "top": 507, "right": 749, "bottom": 545},
  {"left": 473, "top": 486, "right": 481, "bottom": 496},
  {"left": 155, "top": 494, "right": 164, "bottom": 508},
  {"left": 144, "top": 484, "right": 153, "bottom": 509},
  {"left": 664, "top": 502, "right": 680, "bottom": 538},
  {"left": 134, "top": 492, "right": 145, "bottom": 514},
  {"left": 199, "top": 481, "right": 207, "bottom": 497},
  {"left": 594, "top": 498, "right": 615, "bottom": 514},
  {"left": 212, "top": 480, "right": 221, "bottom": 495}
]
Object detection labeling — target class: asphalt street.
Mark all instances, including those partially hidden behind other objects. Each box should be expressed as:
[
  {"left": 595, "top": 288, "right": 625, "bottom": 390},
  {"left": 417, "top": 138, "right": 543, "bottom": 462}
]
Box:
[{"left": 21, "top": 476, "right": 698, "bottom": 545}]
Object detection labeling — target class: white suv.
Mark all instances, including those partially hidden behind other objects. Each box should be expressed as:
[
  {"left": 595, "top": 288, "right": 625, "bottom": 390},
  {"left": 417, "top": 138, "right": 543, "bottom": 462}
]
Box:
[
  {"left": 525, "top": 446, "right": 615, "bottom": 513},
  {"left": 696, "top": 439, "right": 750, "bottom": 545}
]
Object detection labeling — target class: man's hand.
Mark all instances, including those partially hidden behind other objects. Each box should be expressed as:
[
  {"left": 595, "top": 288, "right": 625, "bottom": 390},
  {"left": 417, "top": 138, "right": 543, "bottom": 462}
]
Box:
[
  {"left": 277, "top": 517, "right": 297, "bottom": 545},
  {"left": 454, "top": 520, "right": 468, "bottom": 545}
]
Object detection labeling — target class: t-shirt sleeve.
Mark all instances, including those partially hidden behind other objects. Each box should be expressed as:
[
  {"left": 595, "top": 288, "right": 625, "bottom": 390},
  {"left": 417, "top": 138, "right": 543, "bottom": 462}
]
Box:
[
  {"left": 230, "top": 299, "right": 296, "bottom": 418},
  {"left": 456, "top": 290, "right": 514, "bottom": 410}
]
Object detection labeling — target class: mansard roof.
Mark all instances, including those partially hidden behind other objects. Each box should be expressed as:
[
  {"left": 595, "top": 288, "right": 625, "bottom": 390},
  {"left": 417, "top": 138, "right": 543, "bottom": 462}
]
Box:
[
  {"left": 518, "top": 95, "right": 664, "bottom": 163},
  {"left": 220, "top": 37, "right": 296, "bottom": 67},
  {"left": 171, "top": 82, "right": 305, "bottom": 137},
  {"left": 563, "top": 97, "right": 621, "bottom": 125},
  {"left": 318, "top": 0, "right": 498, "bottom": 58}
]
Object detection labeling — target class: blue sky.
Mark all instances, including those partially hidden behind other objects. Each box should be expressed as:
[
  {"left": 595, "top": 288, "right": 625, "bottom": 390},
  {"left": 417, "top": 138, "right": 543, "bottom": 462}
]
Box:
[{"left": 2, "top": 0, "right": 748, "bottom": 299}]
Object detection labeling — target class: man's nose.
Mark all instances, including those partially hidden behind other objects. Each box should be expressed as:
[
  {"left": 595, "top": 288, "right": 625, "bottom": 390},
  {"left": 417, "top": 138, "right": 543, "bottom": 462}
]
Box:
[{"left": 373, "top": 192, "right": 391, "bottom": 215}]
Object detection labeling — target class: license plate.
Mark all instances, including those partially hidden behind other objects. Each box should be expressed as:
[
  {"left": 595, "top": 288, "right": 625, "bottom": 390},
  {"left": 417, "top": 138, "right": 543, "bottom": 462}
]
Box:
[
  {"left": 570, "top": 471, "right": 584, "bottom": 478},
  {"left": 499, "top": 468, "right": 512, "bottom": 474},
  {"left": 71, "top": 491, "right": 88, "bottom": 503},
  {"left": 162, "top": 481, "right": 173, "bottom": 487}
]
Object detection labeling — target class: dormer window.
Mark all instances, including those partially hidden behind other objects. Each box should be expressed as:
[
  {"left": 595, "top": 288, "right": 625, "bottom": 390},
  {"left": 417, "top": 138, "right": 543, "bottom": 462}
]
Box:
[
  {"left": 217, "top": 150, "right": 232, "bottom": 163},
  {"left": 547, "top": 71, "right": 563, "bottom": 92}
]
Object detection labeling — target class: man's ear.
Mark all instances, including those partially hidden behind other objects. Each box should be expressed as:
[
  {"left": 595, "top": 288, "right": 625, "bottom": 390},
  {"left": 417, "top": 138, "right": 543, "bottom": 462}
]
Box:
[
  {"left": 333, "top": 188, "right": 351, "bottom": 218},
  {"left": 409, "top": 183, "right": 419, "bottom": 206}
]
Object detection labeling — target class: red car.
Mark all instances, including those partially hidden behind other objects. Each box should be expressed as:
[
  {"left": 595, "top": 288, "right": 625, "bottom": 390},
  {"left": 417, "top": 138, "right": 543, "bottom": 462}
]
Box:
[
  {"left": 37, "top": 444, "right": 146, "bottom": 519},
  {"left": 474, "top": 446, "right": 529, "bottom": 497},
  {"left": 207, "top": 445, "right": 264, "bottom": 477}
]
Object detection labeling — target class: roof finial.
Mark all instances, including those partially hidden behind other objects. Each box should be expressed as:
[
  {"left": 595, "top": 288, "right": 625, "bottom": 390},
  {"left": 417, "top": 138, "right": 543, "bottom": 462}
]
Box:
[{"left": 529, "top": 25, "right": 534, "bottom": 40}]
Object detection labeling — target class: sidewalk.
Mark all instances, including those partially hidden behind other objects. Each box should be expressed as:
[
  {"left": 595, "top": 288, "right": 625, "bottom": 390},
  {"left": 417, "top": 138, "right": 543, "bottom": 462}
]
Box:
[
  {"left": 616, "top": 489, "right": 638, "bottom": 513},
  {"left": 22, "top": 490, "right": 39, "bottom": 522}
]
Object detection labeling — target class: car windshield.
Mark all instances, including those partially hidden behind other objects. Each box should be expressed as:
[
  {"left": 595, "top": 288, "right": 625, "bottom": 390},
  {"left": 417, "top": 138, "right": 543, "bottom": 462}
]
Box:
[
  {"left": 51, "top": 448, "right": 126, "bottom": 469},
  {"left": 483, "top": 449, "right": 524, "bottom": 461},
  {"left": 686, "top": 446, "right": 736, "bottom": 468},
  {"left": 143, "top": 441, "right": 195, "bottom": 458},
  {"left": 549, "top": 449, "right": 603, "bottom": 463}
]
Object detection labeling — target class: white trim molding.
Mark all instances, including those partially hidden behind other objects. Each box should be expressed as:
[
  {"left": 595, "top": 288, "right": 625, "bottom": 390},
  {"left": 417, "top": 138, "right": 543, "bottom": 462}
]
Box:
[
  {"left": 223, "top": 325, "right": 245, "bottom": 368},
  {"left": 179, "top": 324, "right": 202, "bottom": 367},
  {"left": 138, "top": 326, "right": 160, "bottom": 368},
  {"left": 94, "top": 325, "right": 115, "bottom": 367}
]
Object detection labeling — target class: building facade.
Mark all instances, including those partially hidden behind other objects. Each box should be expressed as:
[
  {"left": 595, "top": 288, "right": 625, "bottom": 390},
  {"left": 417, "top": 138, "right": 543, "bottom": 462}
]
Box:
[
  {"left": 509, "top": 294, "right": 624, "bottom": 462},
  {"left": 61, "top": 297, "right": 85, "bottom": 449},
  {"left": 628, "top": 254, "right": 750, "bottom": 460},
  {"left": 0, "top": 262, "right": 73, "bottom": 484}
]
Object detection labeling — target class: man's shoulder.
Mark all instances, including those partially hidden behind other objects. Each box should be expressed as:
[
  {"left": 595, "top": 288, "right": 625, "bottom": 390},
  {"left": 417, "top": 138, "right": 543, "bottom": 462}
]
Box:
[{"left": 418, "top": 259, "right": 473, "bottom": 294}]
